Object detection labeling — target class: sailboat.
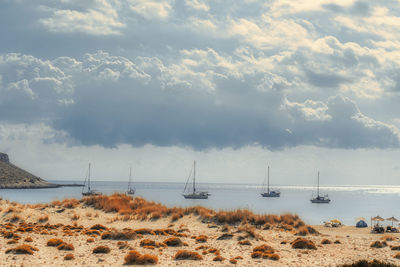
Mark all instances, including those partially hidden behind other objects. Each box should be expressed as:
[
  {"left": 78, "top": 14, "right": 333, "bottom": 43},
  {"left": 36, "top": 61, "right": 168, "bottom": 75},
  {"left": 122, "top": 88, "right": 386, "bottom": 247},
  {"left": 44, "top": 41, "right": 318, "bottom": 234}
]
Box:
[
  {"left": 260, "top": 165, "right": 280, "bottom": 197},
  {"left": 126, "top": 166, "right": 135, "bottom": 195},
  {"left": 82, "top": 163, "right": 101, "bottom": 196},
  {"left": 310, "top": 171, "right": 330, "bottom": 203},
  {"left": 183, "top": 160, "right": 210, "bottom": 199}
]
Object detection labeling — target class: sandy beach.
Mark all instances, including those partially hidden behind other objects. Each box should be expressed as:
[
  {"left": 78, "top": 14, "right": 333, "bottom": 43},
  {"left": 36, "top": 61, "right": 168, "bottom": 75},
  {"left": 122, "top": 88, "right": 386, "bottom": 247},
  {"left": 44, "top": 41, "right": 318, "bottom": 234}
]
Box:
[{"left": 0, "top": 194, "right": 398, "bottom": 267}]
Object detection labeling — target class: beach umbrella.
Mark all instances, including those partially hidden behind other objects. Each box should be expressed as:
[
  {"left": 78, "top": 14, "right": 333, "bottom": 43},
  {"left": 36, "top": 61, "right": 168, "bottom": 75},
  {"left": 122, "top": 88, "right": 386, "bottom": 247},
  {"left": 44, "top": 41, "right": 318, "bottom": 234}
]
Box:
[
  {"left": 386, "top": 216, "right": 399, "bottom": 226},
  {"left": 372, "top": 216, "right": 384, "bottom": 221},
  {"left": 331, "top": 219, "right": 341, "bottom": 224},
  {"left": 355, "top": 217, "right": 365, "bottom": 222}
]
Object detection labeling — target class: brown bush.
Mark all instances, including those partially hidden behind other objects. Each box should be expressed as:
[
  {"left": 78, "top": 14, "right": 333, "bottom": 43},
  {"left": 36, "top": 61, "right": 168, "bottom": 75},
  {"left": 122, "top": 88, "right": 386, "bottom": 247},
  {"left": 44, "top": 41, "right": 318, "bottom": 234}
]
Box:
[
  {"left": 291, "top": 238, "right": 317, "bottom": 249},
  {"left": 140, "top": 239, "right": 156, "bottom": 247},
  {"left": 71, "top": 213, "right": 80, "bottom": 221},
  {"left": 195, "top": 235, "right": 208, "bottom": 243},
  {"left": 87, "top": 237, "right": 95, "bottom": 243},
  {"left": 101, "top": 229, "right": 136, "bottom": 240},
  {"left": 90, "top": 224, "right": 107, "bottom": 230},
  {"left": 334, "top": 240, "right": 341, "bottom": 244},
  {"left": 93, "top": 245, "right": 111, "bottom": 254},
  {"left": 64, "top": 253, "right": 74, "bottom": 260},
  {"left": 163, "top": 237, "right": 183, "bottom": 247},
  {"left": 340, "top": 260, "right": 397, "bottom": 267},
  {"left": 238, "top": 240, "right": 251, "bottom": 246},
  {"left": 174, "top": 250, "right": 203, "bottom": 260},
  {"left": 25, "top": 237, "right": 33, "bottom": 242},
  {"left": 391, "top": 245, "right": 400, "bottom": 251},
  {"left": 253, "top": 244, "right": 275, "bottom": 254},
  {"left": 47, "top": 238, "right": 64, "bottom": 247},
  {"left": 230, "top": 258, "right": 237, "bottom": 264},
  {"left": 382, "top": 235, "right": 396, "bottom": 242},
  {"left": 38, "top": 215, "right": 49, "bottom": 223},
  {"left": 7, "top": 239, "right": 18, "bottom": 245},
  {"left": 297, "top": 226, "right": 309, "bottom": 236},
  {"left": 134, "top": 228, "right": 155, "bottom": 235},
  {"left": 321, "top": 239, "right": 332, "bottom": 244},
  {"left": 394, "top": 253, "right": 400, "bottom": 259},
  {"left": 5, "top": 244, "right": 38, "bottom": 255},
  {"left": 208, "top": 248, "right": 220, "bottom": 255},
  {"left": 370, "top": 241, "right": 387, "bottom": 248},
  {"left": 124, "top": 250, "right": 158, "bottom": 265},
  {"left": 213, "top": 255, "right": 225, "bottom": 261},
  {"left": 58, "top": 243, "right": 74, "bottom": 251},
  {"left": 266, "top": 253, "right": 280, "bottom": 260}
]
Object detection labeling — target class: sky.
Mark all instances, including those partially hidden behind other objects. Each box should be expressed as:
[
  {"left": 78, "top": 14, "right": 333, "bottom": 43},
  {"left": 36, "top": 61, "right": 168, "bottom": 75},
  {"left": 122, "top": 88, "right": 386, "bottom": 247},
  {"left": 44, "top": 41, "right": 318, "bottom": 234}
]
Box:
[{"left": 0, "top": 0, "right": 400, "bottom": 185}]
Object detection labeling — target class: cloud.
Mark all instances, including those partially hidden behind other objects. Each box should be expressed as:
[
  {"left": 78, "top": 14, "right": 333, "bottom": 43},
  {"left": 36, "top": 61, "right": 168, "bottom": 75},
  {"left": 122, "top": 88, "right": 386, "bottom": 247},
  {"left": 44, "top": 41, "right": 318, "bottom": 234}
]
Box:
[
  {"left": 129, "top": 0, "right": 173, "bottom": 20},
  {"left": 40, "top": 0, "right": 124, "bottom": 35}
]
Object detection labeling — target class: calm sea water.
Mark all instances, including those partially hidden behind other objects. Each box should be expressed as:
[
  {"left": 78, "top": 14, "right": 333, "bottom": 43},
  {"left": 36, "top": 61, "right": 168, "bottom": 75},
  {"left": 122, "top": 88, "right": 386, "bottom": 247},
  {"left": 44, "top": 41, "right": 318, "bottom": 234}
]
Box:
[{"left": 1, "top": 181, "right": 399, "bottom": 225}]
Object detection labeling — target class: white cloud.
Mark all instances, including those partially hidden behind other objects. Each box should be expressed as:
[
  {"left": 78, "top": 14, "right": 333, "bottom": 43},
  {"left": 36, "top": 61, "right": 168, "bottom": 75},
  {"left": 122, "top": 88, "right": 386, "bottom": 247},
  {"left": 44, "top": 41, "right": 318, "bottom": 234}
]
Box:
[
  {"left": 40, "top": 0, "right": 124, "bottom": 35},
  {"left": 129, "top": 0, "right": 173, "bottom": 20},
  {"left": 185, "top": 0, "right": 209, "bottom": 12}
]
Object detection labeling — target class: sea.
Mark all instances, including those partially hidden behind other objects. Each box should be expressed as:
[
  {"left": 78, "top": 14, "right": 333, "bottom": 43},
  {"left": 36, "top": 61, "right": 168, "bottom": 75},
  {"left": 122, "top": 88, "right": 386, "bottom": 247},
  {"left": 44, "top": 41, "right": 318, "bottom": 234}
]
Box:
[{"left": 1, "top": 181, "right": 399, "bottom": 226}]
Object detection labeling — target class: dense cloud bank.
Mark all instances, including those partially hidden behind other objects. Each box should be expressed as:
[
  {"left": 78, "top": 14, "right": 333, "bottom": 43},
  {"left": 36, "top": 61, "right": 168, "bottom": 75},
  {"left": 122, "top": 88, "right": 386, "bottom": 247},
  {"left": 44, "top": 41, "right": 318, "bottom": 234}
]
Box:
[
  {"left": 0, "top": 51, "right": 398, "bottom": 150},
  {"left": 1, "top": 0, "right": 400, "bottom": 150}
]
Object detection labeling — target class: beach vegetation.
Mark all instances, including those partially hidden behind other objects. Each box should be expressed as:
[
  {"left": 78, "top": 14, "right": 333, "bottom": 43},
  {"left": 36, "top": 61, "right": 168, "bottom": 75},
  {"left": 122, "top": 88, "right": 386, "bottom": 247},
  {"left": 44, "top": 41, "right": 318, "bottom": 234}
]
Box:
[
  {"left": 174, "top": 250, "right": 203, "bottom": 260},
  {"left": 93, "top": 245, "right": 111, "bottom": 254},
  {"left": 124, "top": 250, "right": 158, "bottom": 265}
]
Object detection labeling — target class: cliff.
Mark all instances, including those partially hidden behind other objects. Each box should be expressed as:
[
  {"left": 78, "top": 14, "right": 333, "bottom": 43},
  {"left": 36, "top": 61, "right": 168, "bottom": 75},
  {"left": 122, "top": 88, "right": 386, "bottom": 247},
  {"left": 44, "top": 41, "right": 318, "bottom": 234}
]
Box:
[{"left": 0, "top": 153, "right": 59, "bottom": 189}]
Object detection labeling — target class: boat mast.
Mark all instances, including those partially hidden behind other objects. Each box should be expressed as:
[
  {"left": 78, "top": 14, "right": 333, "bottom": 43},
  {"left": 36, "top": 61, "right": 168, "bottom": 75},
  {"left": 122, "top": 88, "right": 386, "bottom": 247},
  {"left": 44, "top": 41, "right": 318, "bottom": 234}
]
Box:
[
  {"left": 88, "top": 163, "right": 91, "bottom": 191},
  {"left": 193, "top": 160, "right": 196, "bottom": 193},
  {"left": 128, "top": 166, "right": 132, "bottom": 190},
  {"left": 317, "top": 171, "right": 319, "bottom": 197},
  {"left": 267, "top": 165, "right": 270, "bottom": 193}
]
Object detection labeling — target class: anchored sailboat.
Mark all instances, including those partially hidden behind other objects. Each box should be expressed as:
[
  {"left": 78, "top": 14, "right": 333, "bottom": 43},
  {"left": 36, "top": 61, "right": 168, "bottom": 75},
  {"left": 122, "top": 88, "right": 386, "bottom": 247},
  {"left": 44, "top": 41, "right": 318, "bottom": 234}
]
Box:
[
  {"left": 82, "top": 163, "right": 101, "bottom": 196},
  {"left": 260, "top": 165, "right": 280, "bottom": 197},
  {"left": 183, "top": 160, "right": 210, "bottom": 199},
  {"left": 126, "top": 166, "right": 135, "bottom": 195},
  {"left": 310, "top": 171, "right": 330, "bottom": 203}
]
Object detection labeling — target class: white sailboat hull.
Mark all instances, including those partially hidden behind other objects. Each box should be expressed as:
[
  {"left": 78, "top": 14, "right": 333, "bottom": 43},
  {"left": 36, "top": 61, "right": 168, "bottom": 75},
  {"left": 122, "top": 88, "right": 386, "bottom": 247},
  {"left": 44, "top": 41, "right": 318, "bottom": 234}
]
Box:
[{"left": 310, "top": 198, "right": 330, "bottom": 203}]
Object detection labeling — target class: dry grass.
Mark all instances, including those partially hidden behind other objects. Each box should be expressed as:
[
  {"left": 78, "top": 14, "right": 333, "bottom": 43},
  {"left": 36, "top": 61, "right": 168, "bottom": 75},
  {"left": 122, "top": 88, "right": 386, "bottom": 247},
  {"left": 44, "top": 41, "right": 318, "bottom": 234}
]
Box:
[
  {"left": 57, "top": 243, "right": 74, "bottom": 251},
  {"left": 87, "top": 238, "right": 95, "bottom": 243},
  {"left": 101, "top": 229, "right": 136, "bottom": 240},
  {"left": 93, "top": 245, "right": 111, "bottom": 254},
  {"left": 382, "top": 235, "right": 396, "bottom": 242},
  {"left": 7, "top": 239, "right": 18, "bottom": 245},
  {"left": 370, "top": 241, "right": 387, "bottom": 248},
  {"left": 213, "top": 255, "right": 225, "bottom": 261},
  {"left": 5, "top": 244, "right": 38, "bottom": 255},
  {"left": 238, "top": 240, "right": 251, "bottom": 246},
  {"left": 291, "top": 238, "right": 317, "bottom": 250},
  {"left": 124, "top": 250, "right": 158, "bottom": 265},
  {"left": 195, "top": 235, "right": 208, "bottom": 243},
  {"left": 174, "top": 250, "right": 203, "bottom": 260},
  {"left": 82, "top": 194, "right": 306, "bottom": 229},
  {"left": 394, "top": 253, "right": 400, "bottom": 259},
  {"left": 25, "top": 237, "right": 33, "bottom": 242},
  {"left": 340, "top": 260, "right": 397, "bottom": 267},
  {"left": 47, "top": 238, "right": 64, "bottom": 247},
  {"left": 230, "top": 258, "right": 237, "bottom": 264},
  {"left": 71, "top": 213, "right": 80, "bottom": 221},
  {"left": 38, "top": 215, "right": 49, "bottom": 223},
  {"left": 64, "top": 253, "right": 74, "bottom": 260},
  {"left": 90, "top": 224, "right": 107, "bottom": 230},
  {"left": 321, "top": 239, "right": 332, "bottom": 245},
  {"left": 163, "top": 237, "right": 183, "bottom": 247}
]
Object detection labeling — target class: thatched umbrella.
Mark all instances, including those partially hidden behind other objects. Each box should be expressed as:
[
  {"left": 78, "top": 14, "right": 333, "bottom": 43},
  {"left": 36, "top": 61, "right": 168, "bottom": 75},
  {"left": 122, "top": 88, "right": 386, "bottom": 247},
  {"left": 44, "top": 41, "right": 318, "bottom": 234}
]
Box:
[
  {"left": 386, "top": 216, "right": 399, "bottom": 227},
  {"left": 372, "top": 216, "right": 384, "bottom": 221},
  {"left": 331, "top": 219, "right": 341, "bottom": 224}
]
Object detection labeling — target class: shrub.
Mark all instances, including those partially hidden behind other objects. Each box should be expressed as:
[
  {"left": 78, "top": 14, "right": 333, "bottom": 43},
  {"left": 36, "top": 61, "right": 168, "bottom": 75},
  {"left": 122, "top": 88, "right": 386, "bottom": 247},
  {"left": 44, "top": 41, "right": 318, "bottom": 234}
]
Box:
[
  {"left": 238, "top": 240, "right": 251, "bottom": 246},
  {"left": 213, "top": 255, "right": 225, "bottom": 261},
  {"left": 291, "top": 238, "right": 317, "bottom": 249},
  {"left": 334, "top": 240, "right": 342, "bottom": 244},
  {"left": 230, "top": 258, "right": 237, "bottom": 264},
  {"left": 58, "top": 243, "right": 74, "bottom": 251},
  {"left": 208, "top": 248, "right": 220, "bottom": 255},
  {"left": 101, "top": 229, "right": 136, "bottom": 240},
  {"left": 195, "top": 235, "right": 208, "bottom": 243},
  {"left": 91, "top": 224, "right": 107, "bottom": 230},
  {"left": 64, "top": 253, "right": 74, "bottom": 260},
  {"left": 25, "top": 237, "right": 33, "bottom": 242},
  {"left": 124, "top": 250, "right": 158, "bottom": 265},
  {"left": 163, "top": 237, "right": 182, "bottom": 247},
  {"left": 340, "top": 260, "right": 397, "bottom": 267},
  {"left": 5, "top": 244, "right": 38, "bottom": 255},
  {"left": 321, "top": 239, "right": 332, "bottom": 244},
  {"left": 134, "top": 228, "right": 154, "bottom": 235},
  {"left": 174, "top": 250, "right": 203, "bottom": 260},
  {"left": 38, "top": 215, "right": 49, "bottom": 223},
  {"left": 87, "top": 238, "right": 94, "bottom": 243},
  {"left": 71, "top": 213, "right": 80, "bottom": 221},
  {"left": 253, "top": 244, "right": 275, "bottom": 254},
  {"left": 391, "top": 246, "right": 400, "bottom": 251},
  {"left": 394, "top": 253, "right": 400, "bottom": 259},
  {"left": 370, "top": 241, "right": 387, "bottom": 248},
  {"left": 140, "top": 239, "right": 156, "bottom": 247},
  {"left": 382, "top": 235, "right": 395, "bottom": 242},
  {"left": 7, "top": 239, "right": 18, "bottom": 245},
  {"left": 266, "top": 253, "right": 280, "bottom": 260},
  {"left": 93, "top": 245, "right": 111, "bottom": 254},
  {"left": 297, "top": 226, "right": 309, "bottom": 236},
  {"left": 47, "top": 238, "right": 64, "bottom": 247}
]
